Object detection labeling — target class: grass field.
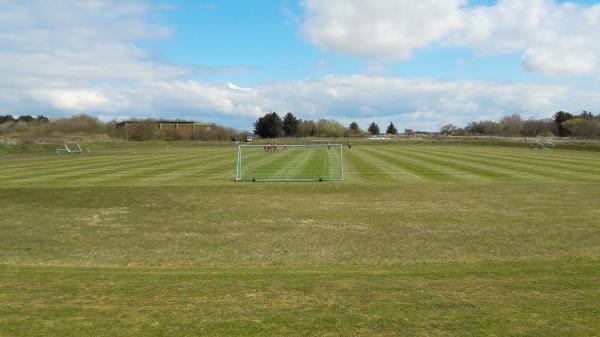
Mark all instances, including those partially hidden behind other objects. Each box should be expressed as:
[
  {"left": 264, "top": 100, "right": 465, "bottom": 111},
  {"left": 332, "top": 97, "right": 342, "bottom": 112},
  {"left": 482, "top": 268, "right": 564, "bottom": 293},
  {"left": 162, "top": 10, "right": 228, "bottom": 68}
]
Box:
[
  {"left": 1, "top": 142, "right": 600, "bottom": 336},
  {"left": 237, "top": 144, "right": 343, "bottom": 181}
]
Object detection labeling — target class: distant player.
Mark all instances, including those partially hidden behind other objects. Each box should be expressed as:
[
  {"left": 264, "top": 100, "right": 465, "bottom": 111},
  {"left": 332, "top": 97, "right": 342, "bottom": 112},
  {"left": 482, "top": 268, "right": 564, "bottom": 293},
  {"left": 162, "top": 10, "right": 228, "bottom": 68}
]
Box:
[{"left": 348, "top": 141, "right": 352, "bottom": 151}]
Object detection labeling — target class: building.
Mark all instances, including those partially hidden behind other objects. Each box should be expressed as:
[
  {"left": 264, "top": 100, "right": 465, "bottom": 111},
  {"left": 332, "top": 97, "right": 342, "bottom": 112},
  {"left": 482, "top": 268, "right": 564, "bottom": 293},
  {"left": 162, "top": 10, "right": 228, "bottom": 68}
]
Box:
[{"left": 116, "top": 120, "right": 215, "bottom": 140}]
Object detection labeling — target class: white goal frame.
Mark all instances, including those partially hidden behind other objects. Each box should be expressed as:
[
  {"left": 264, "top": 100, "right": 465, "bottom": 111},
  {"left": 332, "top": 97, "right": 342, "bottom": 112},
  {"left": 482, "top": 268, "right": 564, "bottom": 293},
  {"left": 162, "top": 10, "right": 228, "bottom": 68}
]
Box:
[
  {"left": 235, "top": 144, "right": 344, "bottom": 182},
  {"left": 56, "top": 143, "right": 84, "bottom": 154}
]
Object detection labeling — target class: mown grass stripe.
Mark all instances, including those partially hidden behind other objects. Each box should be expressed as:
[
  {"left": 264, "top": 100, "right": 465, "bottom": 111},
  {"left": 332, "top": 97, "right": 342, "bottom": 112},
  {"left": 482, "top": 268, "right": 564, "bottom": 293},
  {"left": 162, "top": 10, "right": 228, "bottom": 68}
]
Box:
[
  {"left": 421, "top": 147, "right": 580, "bottom": 182},
  {"left": 86, "top": 151, "right": 233, "bottom": 185},
  {"left": 464, "top": 146, "right": 600, "bottom": 169},
  {"left": 0, "top": 146, "right": 231, "bottom": 172},
  {"left": 363, "top": 146, "right": 465, "bottom": 181},
  {"left": 461, "top": 149, "right": 597, "bottom": 182},
  {"left": 312, "top": 147, "right": 341, "bottom": 180},
  {"left": 271, "top": 148, "right": 317, "bottom": 179},
  {"left": 0, "top": 148, "right": 177, "bottom": 172},
  {"left": 326, "top": 147, "right": 343, "bottom": 179},
  {"left": 148, "top": 151, "right": 237, "bottom": 183},
  {"left": 482, "top": 146, "right": 600, "bottom": 164},
  {"left": 3, "top": 144, "right": 600, "bottom": 187},
  {"left": 342, "top": 148, "right": 395, "bottom": 182},
  {"left": 1, "top": 152, "right": 192, "bottom": 181},
  {"left": 239, "top": 148, "right": 299, "bottom": 180},
  {"left": 413, "top": 146, "right": 557, "bottom": 183},
  {"left": 8, "top": 150, "right": 228, "bottom": 186},
  {"left": 4, "top": 151, "right": 199, "bottom": 182},
  {"left": 445, "top": 147, "right": 600, "bottom": 181},
  {"left": 404, "top": 146, "right": 557, "bottom": 182},
  {"left": 381, "top": 146, "right": 510, "bottom": 182},
  {"left": 461, "top": 147, "right": 600, "bottom": 174},
  {"left": 351, "top": 147, "right": 423, "bottom": 181},
  {"left": 3, "top": 154, "right": 181, "bottom": 185},
  {"left": 0, "top": 153, "right": 120, "bottom": 171},
  {"left": 0, "top": 154, "right": 139, "bottom": 175}
]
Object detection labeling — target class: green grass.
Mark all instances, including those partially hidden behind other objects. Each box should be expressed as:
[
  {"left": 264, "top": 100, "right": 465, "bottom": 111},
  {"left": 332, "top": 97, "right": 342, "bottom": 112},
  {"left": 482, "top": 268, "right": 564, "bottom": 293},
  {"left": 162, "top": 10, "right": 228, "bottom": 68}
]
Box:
[
  {"left": 1, "top": 143, "right": 600, "bottom": 336},
  {"left": 238, "top": 145, "right": 343, "bottom": 180}
]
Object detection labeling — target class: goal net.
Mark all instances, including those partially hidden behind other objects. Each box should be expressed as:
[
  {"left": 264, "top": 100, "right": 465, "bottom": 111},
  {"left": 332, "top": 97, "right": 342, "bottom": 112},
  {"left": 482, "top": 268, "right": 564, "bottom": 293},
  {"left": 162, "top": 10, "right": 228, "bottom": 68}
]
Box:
[{"left": 236, "top": 144, "right": 344, "bottom": 182}]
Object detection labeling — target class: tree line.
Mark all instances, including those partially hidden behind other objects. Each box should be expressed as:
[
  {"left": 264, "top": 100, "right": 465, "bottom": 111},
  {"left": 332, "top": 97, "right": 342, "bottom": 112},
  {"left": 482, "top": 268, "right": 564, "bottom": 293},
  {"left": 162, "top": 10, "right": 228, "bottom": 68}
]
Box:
[
  {"left": 123, "top": 119, "right": 250, "bottom": 141},
  {"left": 3, "top": 110, "right": 599, "bottom": 142},
  {"left": 253, "top": 110, "right": 600, "bottom": 139},
  {"left": 440, "top": 111, "right": 600, "bottom": 139},
  {"left": 0, "top": 114, "right": 249, "bottom": 141},
  {"left": 1, "top": 114, "right": 106, "bottom": 137},
  {"left": 253, "top": 112, "right": 399, "bottom": 138}
]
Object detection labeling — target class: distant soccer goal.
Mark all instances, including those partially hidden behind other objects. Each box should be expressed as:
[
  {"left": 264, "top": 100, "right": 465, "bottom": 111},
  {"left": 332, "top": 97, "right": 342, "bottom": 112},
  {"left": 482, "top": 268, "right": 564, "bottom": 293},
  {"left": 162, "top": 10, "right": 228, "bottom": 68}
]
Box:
[
  {"left": 56, "top": 143, "right": 84, "bottom": 155},
  {"left": 236, "top": 144, "right": 344, "bottom": 182}
]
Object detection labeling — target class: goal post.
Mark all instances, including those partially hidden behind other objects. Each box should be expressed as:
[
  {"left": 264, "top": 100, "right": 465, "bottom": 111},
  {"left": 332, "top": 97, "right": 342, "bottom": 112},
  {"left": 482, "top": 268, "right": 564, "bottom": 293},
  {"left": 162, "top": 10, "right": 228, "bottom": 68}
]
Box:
[{"left": 236, "top": 144, "right": 344, "bottom": 182}]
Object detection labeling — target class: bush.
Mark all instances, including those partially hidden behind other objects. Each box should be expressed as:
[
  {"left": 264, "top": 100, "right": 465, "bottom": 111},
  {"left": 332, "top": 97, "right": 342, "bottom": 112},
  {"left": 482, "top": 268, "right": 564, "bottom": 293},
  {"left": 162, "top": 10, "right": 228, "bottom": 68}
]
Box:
[
  {"left": 160, "top": 128, "right": 183, "bottom": 141},
  {"left": 316, "top": 119, "right": 345, "bottom": 137},
  {"left": 128, "top": 120, "right": 159, "bottom": 141},
  {"left": 54, "top": 115, "right": 105, "bottom": 134},
  {"left": 297, "top": 120, "right": 317, "bottom": 137},
  {"left": 192, "top": 125, "right": 237, "bottom": 141}
]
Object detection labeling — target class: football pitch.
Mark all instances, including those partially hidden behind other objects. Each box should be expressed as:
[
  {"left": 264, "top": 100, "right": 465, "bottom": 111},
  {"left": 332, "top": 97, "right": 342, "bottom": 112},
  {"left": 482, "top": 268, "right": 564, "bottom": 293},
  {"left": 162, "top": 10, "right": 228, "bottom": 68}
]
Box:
[{"left": 1, "top": 143, "right": 600, "bottom": 336}]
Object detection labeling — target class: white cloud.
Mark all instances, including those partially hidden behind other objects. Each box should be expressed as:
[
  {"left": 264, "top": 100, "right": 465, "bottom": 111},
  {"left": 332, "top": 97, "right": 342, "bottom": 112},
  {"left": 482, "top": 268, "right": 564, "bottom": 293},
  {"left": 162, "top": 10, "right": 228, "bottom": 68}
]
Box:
[
  {"left": 301, "top": 0, "right": 600, "bottom": 76},
  {"left": 2, "top": 0, "right": 600, "bottom": 131},
  {"left": 301, "top": 0, "right": 465, "bottom": 60},
  {"left": 31, "top": 89, "right": 121, "bottom": 112},
  {"left": 252, "top": 75, "right": 593, "bottom": 130},
  {"left": 0, "top": 0, "right": 187, "bottom": 83},
  {"left": 0, "top": 0, "right": 263, "bottom": 123}
]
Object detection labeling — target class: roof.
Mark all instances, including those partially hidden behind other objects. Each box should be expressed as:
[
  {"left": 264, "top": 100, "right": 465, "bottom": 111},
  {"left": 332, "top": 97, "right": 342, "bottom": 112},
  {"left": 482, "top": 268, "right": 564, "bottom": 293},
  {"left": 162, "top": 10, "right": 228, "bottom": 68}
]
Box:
[{"left": 116, "top": 120, "right": 215, "bottom": 127}]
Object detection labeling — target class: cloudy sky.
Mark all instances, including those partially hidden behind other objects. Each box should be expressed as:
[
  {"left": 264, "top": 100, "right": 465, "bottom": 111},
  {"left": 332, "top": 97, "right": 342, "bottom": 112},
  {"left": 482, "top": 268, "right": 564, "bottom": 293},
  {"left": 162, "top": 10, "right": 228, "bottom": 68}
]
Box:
[{"left": 2, "top": 0, "right": 600, "bottom": 130}]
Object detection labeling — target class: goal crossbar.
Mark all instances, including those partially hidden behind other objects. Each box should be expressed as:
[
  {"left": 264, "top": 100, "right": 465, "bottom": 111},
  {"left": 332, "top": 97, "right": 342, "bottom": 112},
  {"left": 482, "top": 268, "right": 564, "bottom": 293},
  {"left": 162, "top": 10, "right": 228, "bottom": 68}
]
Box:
[
  {"left": 235, "top": 144, "right": 344, "bottom": 182},
  {"left": 237, "top": 144, "right": 341, "bottom": 148},
  {"left": 56, "top": 143, "right": 83, "bottom": 154}
]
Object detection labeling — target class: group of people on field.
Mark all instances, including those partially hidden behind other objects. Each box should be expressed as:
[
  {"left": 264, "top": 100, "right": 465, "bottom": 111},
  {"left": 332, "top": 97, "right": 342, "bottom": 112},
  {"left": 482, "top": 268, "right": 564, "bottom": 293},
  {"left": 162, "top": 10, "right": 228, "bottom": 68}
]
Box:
[
  {"left": 264, "top": 143, "right": 285, "bottom": 152},
  {"left": 262, "top": 142, "right": 351, "bottom": 152}
]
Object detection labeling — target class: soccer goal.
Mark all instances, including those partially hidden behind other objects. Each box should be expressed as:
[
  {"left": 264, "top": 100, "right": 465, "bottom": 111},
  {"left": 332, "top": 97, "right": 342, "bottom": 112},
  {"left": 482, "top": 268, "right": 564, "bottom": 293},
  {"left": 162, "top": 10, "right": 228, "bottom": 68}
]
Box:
[
  {"left": 56, "top": 143, "right": 84, "bottom": 154},
  {"left": 236, "top": 144, "right": 344, "bottom": 182}
]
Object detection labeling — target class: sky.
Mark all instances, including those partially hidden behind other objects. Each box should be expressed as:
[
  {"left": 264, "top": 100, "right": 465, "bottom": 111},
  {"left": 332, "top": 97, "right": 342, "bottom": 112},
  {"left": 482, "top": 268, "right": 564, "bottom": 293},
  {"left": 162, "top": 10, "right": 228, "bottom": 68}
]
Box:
[{"left": 1, "top": 0, "right": 600, "bottom": 131}]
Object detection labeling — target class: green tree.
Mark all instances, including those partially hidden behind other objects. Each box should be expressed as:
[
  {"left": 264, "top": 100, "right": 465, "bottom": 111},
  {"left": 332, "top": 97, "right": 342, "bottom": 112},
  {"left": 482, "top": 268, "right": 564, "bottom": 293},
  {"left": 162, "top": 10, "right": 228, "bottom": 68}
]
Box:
[
  {"left": 55, "top": 114, "right": 105, "bottom": 134},
  {"left": 253, "top": 112, "right": 283, "bottom": 138},
  {"left": 386, "top": 122, "right": 397, "bottom": 135},
  {"left": 522, "top": 118, "right": 554, "bottom": 138},
  {"left": 483, "top": 121, "right": 501, "bottom": 140},
  {"left": 367, "top": 122, "right": 380, "bottom": 135},
  {"left": 16, "top": 115, "right": 34, "bottom": 123},
  {"left": 575, "top": 112, "right": 599, "bottom": 138},
  {"left": 316, "top": 119, "right": 345, "bottom": 137},
  {"left": 297, "top": 120, "right": 317, "bottom": 137},
  {"left": 282, "top": 112, "right": 299, "bottom": 137},
  {"left": 499, "top": 114, "right": 523, "bottom": 136},
  {"left": 129, "top": 120, "right": 159, "bottom": 141},
  {"left": 0, "top": 115, "right": 15, "bottom": 124},
  {"left": 553, "top": 111, "right": 574, "bottom": 137},
  {"left": 440, "top": 123, "right": 457, "bottom": 135},
  {"left": 348, "top": 122, "right": 362, "bottom": 136},
  {"left": 562, "top": 118, "right": 586, "bottom": 138}
]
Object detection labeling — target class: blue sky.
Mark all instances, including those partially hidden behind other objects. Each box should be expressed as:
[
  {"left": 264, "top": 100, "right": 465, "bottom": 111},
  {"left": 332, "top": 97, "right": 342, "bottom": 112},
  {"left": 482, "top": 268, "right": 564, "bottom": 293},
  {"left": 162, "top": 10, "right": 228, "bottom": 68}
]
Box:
[
  {"left": 1, "top": 0, "right": 600, "bottom": 130},
  {"left": 146, "top": 0, "right": 596, "bottom": 83},
  {"left": 144, "top": 0, "right": 357, "bottom": 84},
  {"left": 145, "top": 0, "right": 531, "bottom": 84}
]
